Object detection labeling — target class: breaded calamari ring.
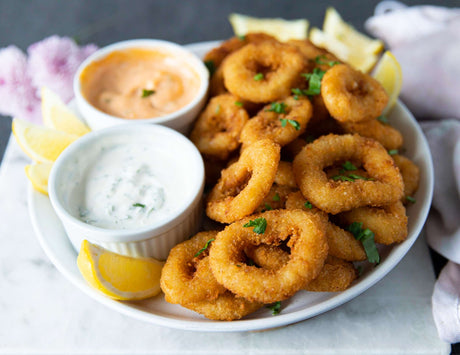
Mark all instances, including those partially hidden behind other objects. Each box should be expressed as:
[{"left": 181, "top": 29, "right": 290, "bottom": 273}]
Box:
[
  {"left": 223, "top": 42, "right": 305, "bottom": 103},
  {"left": 206, "top": 139, "right": 280, "bottom": 223},
  {"left": 246, "top": 246, "right": 357, "bottom": 292},
  {"left": 321, "top": 64, "right": 388, "bottom": 123},
  {"left": 160, "top": 231, "right": 226, "bottom": 305},
  {"left": 190, "top": 94, "right": 249, "bottom": 160},
  {"left": 340, "top": 119, "right": 404, "bottom": 151},
  {"left": 209, "top": 210, "right": 329, "bottom": 303},
  {"left": 338, "top": 201, "right": 408, "bottom": 245},
  {"left": 274, "top": 161, "right": 297, "bottom": 188},
  {"left": 392, "top": 154, "right": 420, "bottom": 202},
  {"left": 286, "top": 191, "right": 366, "bottom": 261},
  {"left": 288, "top": 39, "right": 340, "bottom": 65},
  {"left": 293, "top": 134, "right": 404, "bottom": 214},
  {"left": 240, "top": 96, "right": 313, "bottom": 149},
  {"left": 185, "top": 290, "right": 263, "bottom": 321},
  {"left": 204, "top": 33, "right": 279, "bottom": 70}
]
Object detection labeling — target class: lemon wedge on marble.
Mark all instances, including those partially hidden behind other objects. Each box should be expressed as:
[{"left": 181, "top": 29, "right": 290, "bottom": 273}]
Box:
[
  {"left": 41, "top": 87, "right": 90, "bottom": 136},
  {"left": 25, "top": 162, "right": 53, "bottom": 195},
  {"left": 372, "top": 51, "right": 403, "bottom": 115},
  {"left": 12, "top": 118, "right": 78, "bottom": 163},
  {"left": 77, "top": 240, "right": 164, "bottom": 301},
  {"left": 229, "top": 13, "right": 309, "bottom": 41}
]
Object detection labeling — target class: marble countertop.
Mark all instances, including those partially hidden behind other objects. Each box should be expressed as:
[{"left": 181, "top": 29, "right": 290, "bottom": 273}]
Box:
[{"left": 0, "top": 135, "right": 450, "bottom": 354}]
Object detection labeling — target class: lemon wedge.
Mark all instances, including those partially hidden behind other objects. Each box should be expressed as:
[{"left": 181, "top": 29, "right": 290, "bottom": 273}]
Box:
[
  {"left": 12, "top": 118, "right": 78, "bottom": 163},
  {"left": 77, "top": 240, "right": 164, "bottom": 301},
  {"left": 372, "top": 51, "right": 403, "bottom": 115},
  {"left": 310, "top": 8, "right": 383, "bottom": 72},
  {"left": 41, "top": 87, "right": 90, "bottom": 136},
  {"left": 229, "top": 13, "right": 309, "bottom": 41},
  {"left": 25, "top": 162, "right": 53, "bottom": 195},
  {"left": 323, "top": 7, "right": 384, "bottom": 55}
]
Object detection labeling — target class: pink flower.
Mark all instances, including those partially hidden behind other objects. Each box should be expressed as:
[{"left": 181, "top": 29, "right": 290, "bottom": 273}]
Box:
[
  {"left": 0, "top": 46, "right": 41, "bottom": 123},
  {"left": 28, "top": 35, "right": 98, "bottom": 103}
]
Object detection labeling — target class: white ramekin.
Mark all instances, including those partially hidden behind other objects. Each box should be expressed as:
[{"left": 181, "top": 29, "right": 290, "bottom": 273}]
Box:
[
  {"left": 48, "top": 124, "right": 205, "bottom": 260},
  {"left": 73, "top": 39, "right": 209, "bottom": 135}
]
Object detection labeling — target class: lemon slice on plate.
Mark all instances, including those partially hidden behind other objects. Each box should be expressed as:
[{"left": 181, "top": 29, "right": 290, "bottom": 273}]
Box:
[
  {"left": 12, "top": 118, "right": 79, "bottom": 163},
  {"left": 77, "top": 240, "right": 164, "bottom": 301},
  {"left": 323, "top": 7, "right": 383, "bottom": 55},
  {"left": 41, "top": 87, "right": 90, "bottom": 136},
  {"left": 310, "top": 8, "right": 383, "bottom": 72},
  {"left": 229, "top": 13, "right": 309, "bottom": 41},
  {"left": 25, "top": 162, "right": 53, "bottom": 195},
  {"left": 372, "top": 51, "right": 403, "bottom": 115}
]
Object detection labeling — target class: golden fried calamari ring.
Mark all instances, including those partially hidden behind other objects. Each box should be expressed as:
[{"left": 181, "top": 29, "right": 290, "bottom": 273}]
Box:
[
  {"left": 246, "top": 245, "right": 357, "bottom": 292},
  {"left": 209, "top": 64, "right": 228, "bottom": 96},
  {"left": 190, "top": 94, "right": 249, "bottom": 160},
  {"left": 340, "top": 119, "right": 403, "bottom": 150},
  {"left": 209, "top": 210, "right": 329, "bottom": 303},
  {"left": 285, "top": 191, "right": 366, "bottom": 261},
  {"left": 206, "top": 139, "right": 280, "bottom": 223},
  {"left": 204, "top": 33, "right": 279, "bottom": 69},
  {"left": 240, "top": 96, "right": 313, "bottom": 149},
  {"left": 393, "top": 154, "right": 420, "bottom": 202},
  {"left": 338, "top": 201, "right": 408, "bottom": 245},
  {"left": 185, "top": 291, "right": 263, "bottom": 321},
  {"left": 321, "top": 64, "right": 388, "bottom": 123},
  {"left": 274, "top": 161, "right": 297, "bottom": 188},
  {"left": 160, "top": 231, "right": 225, "bottom": 305},
  {"left": 293, "top": 134, "right": 404, "bottom": 214},
  {"left": 223, "top": 42, "right": 305, "bottom": 103}
]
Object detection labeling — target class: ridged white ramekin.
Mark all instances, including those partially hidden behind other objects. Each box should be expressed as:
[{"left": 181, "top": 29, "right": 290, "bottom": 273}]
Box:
[{"left": 48, "top": 124, "right": 205, "bottom": 260}]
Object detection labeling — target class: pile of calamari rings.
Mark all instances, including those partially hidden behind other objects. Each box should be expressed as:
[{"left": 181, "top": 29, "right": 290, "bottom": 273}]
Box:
[{"left": 160, "top": 33, "right": 420, "bottom": 321}]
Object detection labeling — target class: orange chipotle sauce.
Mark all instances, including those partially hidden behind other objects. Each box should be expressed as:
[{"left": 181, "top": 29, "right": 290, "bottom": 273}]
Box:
[{"left": 79, "top": 48, "right": 200, "bottom": 119}]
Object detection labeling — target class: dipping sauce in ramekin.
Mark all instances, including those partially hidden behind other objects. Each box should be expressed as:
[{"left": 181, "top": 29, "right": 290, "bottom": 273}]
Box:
[
  {"left": 80, "top": 48, "right": 201, "bottom": 119},
  {"left": 74, "top": 39, "right": 209, "bottom": 134}
]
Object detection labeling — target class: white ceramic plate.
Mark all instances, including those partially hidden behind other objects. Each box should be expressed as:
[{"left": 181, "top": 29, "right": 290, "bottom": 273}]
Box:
[{"left": 28, "top": 41, "right": 434, "bottom": 332}]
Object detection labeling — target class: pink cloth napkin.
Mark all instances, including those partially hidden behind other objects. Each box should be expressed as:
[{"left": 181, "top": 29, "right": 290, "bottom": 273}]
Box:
[{"left": 366, "top": 1, "right": 460, "bottom": 344}]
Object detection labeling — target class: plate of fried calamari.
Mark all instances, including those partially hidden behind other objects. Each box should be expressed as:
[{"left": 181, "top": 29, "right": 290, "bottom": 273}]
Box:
[{"left": 30, "top": 35, "right": 433, "bottom": 332}]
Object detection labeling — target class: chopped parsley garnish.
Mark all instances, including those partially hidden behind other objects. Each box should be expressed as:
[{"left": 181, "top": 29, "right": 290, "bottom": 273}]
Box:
[
  {"left": 388, "top": 149, "right": 399, "bottom": 156},
  {"left": 141, "top": 89, "right": 155, "bottom": 98},
  {"left": 332, "top": 174, "right": 371, "bottom": 182},
  {"left": 406, "top": 196, "right": 416, "bottom": 204},
  {"left": 357, "top": 265, "right": 363, "bottom": 276},
  {"left": 215, "top": 104, "right": 221, "bottom": 114},
  {"left": 347, "top": 222, "right": 380, "bottom": 264},
  {"left": 237, "top": 34, "right": 246, "bottom": 41},
  {"left": 132, "top": 203, "right": 146, "bottom": 208},
  {"left": 254, "top": 73, "right": 264, "bottom": 81},
  {"left": 204, "top": 60, "right": 216, "bottom": 76},
  {"left": 272, "top": 193, "right": 280, "bottom": 202},
  {"left": 194, "top": 238, "right": 215, "bottom": 257},
  {"left": 243, "top": 217, "right": 267, "bottom": 234},
  {"left": 301, "top": 68, "right": 326, "bottom": 96},
  {"left": 342, "top": 161, "right": 358, "bottom": 171},
  {"left": 280, "top": 118, "right": 301, "bottom": 130},
  {"left": 266, "top": 102, "right": 287, "bottom": 114},
  {"left": 304, "top": 201, "right": 313, "bottom": 209},
  {"left": 314, "top": 55, "right": 340, "bottom": 67},
  {"left": 235, "top": 101, "right": 243, "bottom": 107},
  {"left": 377, "top": 115, "right": 389, "bottom": 124},
  {"left": 267, "top": 301, "right": 282, "bottom": 315},
  {"left": 264, "top": 203, "right": 273, "bottom": 211}
]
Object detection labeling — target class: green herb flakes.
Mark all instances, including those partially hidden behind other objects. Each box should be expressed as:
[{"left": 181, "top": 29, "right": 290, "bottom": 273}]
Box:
[
  {"left": 267, "top": 301, "right": 281, "bottom": 315},
  {"left": 377, "top": 115, "right": 389, "bottom": 124},
  {"left": 280, "top": 118, "right": 300, "bottom": 130},
  {"left": 254, "top": 73, "right": 264, "bottom": 81},
  {"left": 235, "top": 101, "right": 243, "bottom": 107},
  {"left": 304, "top": 201, "right": 313, "bottom": 209},
  {"left": 204, "top": 60, "right": 216, "bottom": 76},
  {"left": 272, "top": 193, "right": 280, "bottom": 202},
  {"left": 141, "top": 89, "right": 155, "bottom": 98},
  {"left": 132, "top": 203, "right": 145, "bottom": 208},
  {"left": 347, "top": 222, "right": 380, "bottom": 264},
  {"left": 388, "top": 149, "right": 399, "bottom": 156},
  {"left": 243, "top": 217, "right": 267, "bottom": 234},
  {"left": 406, "top": 196, "right": 416, "bottom": 204},
  {"left": 266, "top": 102, "right": 287, "bottom": 114},
  {"left": 194, "top": 238, "right": 215, "bottom": 257}
]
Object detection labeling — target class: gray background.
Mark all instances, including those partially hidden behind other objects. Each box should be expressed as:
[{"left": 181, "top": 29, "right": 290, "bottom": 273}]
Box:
[
  {"left": 1, "top": 1, "right": 459, "bottom": 351},
  {"left": 1, "top": 0, "right": 459, "bottom": 163}
]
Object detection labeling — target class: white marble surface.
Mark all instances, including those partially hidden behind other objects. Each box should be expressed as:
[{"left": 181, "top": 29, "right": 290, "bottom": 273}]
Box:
[{"left": 0, "top": 135, "right": 450, "bottom": 355}]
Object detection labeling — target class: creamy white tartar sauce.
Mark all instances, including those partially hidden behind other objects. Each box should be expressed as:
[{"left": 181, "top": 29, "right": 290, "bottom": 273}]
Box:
[{"left": 75, "top": 142, "right": 179, "bottom": 229}]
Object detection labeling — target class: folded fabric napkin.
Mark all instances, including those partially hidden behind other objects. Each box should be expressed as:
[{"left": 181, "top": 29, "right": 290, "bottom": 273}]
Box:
[{"left": 366, "top": 1, "right": 460, "bottom": 343}]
